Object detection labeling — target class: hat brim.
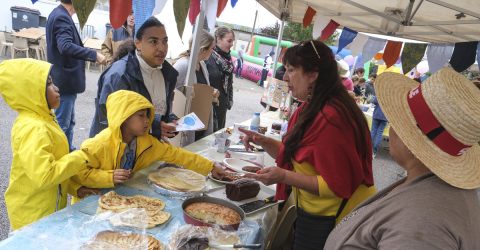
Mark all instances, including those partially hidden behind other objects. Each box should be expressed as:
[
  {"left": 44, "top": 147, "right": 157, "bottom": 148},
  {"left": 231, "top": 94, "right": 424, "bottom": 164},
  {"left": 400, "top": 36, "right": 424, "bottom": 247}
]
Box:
[
  {"left": 340, "top": 70, "right": 350, "bottom": 78},
  {"left": 376, "top": 73, "right": 480, "bottom": 189}
]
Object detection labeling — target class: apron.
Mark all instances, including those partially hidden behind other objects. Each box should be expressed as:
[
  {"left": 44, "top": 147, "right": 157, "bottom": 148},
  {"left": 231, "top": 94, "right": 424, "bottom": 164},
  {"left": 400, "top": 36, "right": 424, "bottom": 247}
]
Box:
[{"left": 293, "top": 188, "right": 348, "bottom": 250}]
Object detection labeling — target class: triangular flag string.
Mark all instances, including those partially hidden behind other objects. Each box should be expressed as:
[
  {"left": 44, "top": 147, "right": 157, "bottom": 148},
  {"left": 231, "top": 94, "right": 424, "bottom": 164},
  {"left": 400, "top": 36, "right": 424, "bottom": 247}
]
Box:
[
  {"left": 312, "top": 15, "right": 330, "bottom": 40},
  {"left": 188, "top": 0, "right": 200, "bottom": 25},
  {"left": 133, "top": 0, "right": 156, "bottom": 34},
  {"left": 449, "top": 41, "right": 479, "bottom": 72},
  {"left": 362, "top": 37, "right": 386, "bottom": 64},
  {"left": 337, "top": 27, "right": 357, "bottom": 54},
  {"left": 427, "top": 44, "right": 454, "bottom": 74},
  {"left": 152, "top": 0, "right": 168, "bottom": 15},
  {"left": 383, "top": 40, "right": 403, "bottom": 68},
  {"left": 401, "top": 43, "right": 427, "bottom": 74},
  {"left": 173, "top": 0, "right": 190, "bottom": 38},
  {"left": 303, "top": 6, "right": 316, "bottom": 28},
  {"left": 231, "top": 0, "right": 238, "bottom": 8},
  {"left": 319, "top": 20, "right": 339, "bottom": 41},
  {"left": 110, "top": 0, "right": 132, "bottom": 29},
  {"left": 217, "top": 0, "right": 228, "bottom": 17}
]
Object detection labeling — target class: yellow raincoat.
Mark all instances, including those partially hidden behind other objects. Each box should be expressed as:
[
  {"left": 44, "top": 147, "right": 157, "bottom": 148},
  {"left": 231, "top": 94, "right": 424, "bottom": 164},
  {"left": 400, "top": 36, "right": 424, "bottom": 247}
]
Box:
[
  {"left": 72, "top": 90, "right": 214, "bottom": 192},
  {"left": 0, "top": 59, "right": 90, "bottom": 230}
]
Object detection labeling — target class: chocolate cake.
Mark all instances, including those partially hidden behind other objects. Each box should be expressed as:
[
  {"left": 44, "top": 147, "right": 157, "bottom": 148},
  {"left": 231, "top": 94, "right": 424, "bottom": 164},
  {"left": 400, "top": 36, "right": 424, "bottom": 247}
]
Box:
[{"left": 226, "top": 179, "right": 260, "bottom": 201}]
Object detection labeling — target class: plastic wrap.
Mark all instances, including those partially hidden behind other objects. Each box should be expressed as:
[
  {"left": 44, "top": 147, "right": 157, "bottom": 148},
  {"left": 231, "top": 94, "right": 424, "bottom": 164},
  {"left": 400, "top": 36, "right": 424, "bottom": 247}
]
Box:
[{"left": 168, "top": 225, "right": 242, "bottom": 250}]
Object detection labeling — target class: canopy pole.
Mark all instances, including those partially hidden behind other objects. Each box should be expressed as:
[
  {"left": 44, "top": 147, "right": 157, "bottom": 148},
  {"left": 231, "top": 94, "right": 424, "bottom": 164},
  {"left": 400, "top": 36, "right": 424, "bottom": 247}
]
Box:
[
  {"left": 184, "top": 0, "right": 208, "bottom": 115},
  {"left": 247, "top": 9, "right": 258, "bottom": 52},
  {"left": 272, "top": 19, "right": 285, "bottom": 77}
]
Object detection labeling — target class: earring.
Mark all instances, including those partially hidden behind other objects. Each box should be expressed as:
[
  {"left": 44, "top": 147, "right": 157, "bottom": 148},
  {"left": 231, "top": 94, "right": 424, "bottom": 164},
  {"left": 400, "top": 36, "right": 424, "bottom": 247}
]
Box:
[{"left": 307, "top": 86, "right": 313, "bottom": 102}]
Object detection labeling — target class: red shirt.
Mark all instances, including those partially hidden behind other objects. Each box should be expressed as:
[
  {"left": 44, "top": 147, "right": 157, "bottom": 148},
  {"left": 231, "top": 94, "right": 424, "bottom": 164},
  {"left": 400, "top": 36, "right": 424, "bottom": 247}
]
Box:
[{"left": 342, "top": 78, "right": 354, "bottom": 91}]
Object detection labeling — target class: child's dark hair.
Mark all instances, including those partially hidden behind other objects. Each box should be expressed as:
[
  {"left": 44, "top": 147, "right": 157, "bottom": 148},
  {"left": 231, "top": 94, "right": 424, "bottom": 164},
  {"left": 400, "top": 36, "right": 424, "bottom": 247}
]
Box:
[
  {"left": 135, "top": 17, "right": 164, "bottom": 40},
  {"left": 112, "top": 39, "right": 135, "bottom": 62},
  {"left": 60, "top": 0, "right": 72, "bottom": 4}
]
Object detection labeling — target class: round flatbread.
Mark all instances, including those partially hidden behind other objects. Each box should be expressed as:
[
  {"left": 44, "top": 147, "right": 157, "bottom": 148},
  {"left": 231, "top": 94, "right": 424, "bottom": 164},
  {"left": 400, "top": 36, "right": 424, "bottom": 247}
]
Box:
[
  {"left": 81, "top": 230, "right": 164, "bottom": 250},
  {"left": 148, "top": 167, "right": 206, "bottom": 192}
]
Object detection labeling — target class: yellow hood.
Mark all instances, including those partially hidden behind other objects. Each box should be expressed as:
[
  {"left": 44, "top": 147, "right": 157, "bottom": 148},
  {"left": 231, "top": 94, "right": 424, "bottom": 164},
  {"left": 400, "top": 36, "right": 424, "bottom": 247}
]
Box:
[
  {"left": 106, "top": 90, "right": 155, "bottom": 140},
  {"left": 0, "top": 59, "right": 52, "bottom": 118}
]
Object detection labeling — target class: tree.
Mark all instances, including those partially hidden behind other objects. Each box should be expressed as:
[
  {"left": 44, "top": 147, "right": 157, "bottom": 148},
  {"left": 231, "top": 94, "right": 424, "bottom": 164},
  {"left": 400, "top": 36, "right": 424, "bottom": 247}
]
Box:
[{"left": 258, "top": 22, "right": 338, "bottom": 45}]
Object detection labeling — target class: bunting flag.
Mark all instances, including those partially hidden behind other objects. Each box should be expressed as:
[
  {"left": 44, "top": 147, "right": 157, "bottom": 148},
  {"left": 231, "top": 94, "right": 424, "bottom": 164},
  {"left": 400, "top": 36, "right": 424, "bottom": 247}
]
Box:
[
  {"left": 382, "top": 40, "right": 403, "bottom": 68},
  {"left": 152, "top": 0, "right": 168, "bottom": 15},
  {"left": 361, "top": 37, "right": 386, "bottom": 64},
  {"left": 231, "top": 0, "right": 238, "bottom": 7},
  {"left": 205, "top": 0, "right": 218, "bottom": 32},
  {"left": 320, "top": 20, "right": 339, "bottom": 41},
  {"left": 217, "top": 0, "right": 228, "bottom": 17},
  {"left": 303, "top": 6, "right": 316, "bottom": 28},
  {"left": 477, "top": 43, "right": 480, "bottom": 71},
  {"left": 173, "top": 0, "right": 190, "bottom": 37},
  {"left": 133, "top": 0, "right": 156, "bottom": 34},
  {"left": 188, "top": 0, "right": 200, "bottom": 25},
  {"left": 312, "top": 15, "right": 330, "bottom": 39},
  {"left": 401, "top": 43, "right": 427, "bottom": 74},
  {"left": 426, "top": 44, "right": 454, "bottom": 74},
  {"left": 449, "top": 41, "right": 479, "bottom": 72},
  {"left": 110, "top": 0, "right": 132, "bottom": 29},
  {"left": 347, "top": 33, "right": 368, "bottom": 56},
  {"left": 72, "top": 0, "right": 97, "bottom": 29},
  {"left": 31, "top": 0, "right": 38, "bottom": 3},
  {"left": 337, "top": 27, "right": 357, "bottom": 54}
]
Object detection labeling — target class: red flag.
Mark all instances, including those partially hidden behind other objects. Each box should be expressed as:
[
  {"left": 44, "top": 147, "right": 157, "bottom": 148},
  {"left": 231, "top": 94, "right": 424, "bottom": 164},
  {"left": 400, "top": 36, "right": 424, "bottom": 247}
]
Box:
[
  {"left": 303, "top": 6, "right": 316, "bottom": 28},
  {"left": 188, "top": 0, "right": 200, "bottom": 25},
  {"left": 383, "top": 40, "right": 403, "bottom": 68},
  {"left": 217, "top": 0, "right": 228, "bottom": 17},
  {"left": 110, "top": 0, "right": 132, "bottom": 29},
  {"left": 320, "top": 20, "right": 339, "bottom": 41}
]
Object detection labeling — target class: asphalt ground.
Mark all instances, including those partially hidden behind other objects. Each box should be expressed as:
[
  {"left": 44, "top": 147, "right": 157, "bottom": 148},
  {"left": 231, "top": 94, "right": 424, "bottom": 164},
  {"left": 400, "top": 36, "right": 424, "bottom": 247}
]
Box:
[{"left": 0, "top": 59, "right": 404, "bottom": 241}]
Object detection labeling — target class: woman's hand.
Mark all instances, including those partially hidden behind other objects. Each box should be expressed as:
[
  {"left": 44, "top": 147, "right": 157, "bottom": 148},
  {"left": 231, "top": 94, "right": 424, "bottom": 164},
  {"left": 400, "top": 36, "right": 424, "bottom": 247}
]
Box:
[
  {"left": 211, "top": 161, "right": 226, "bottom": 179},
  {"left": 161, "top": 121, "right": 177, "bottom": 138},
  {"left": 244, "top": 166, "right": 287, "bottom": 186},
  {"left": 77, "top": 186, "right": 101, "bottom": 198},
  {"left": 113, "top": 169, "right": 131, "bottom": 184},
  {"left": 238, "top": 127, "right": 268, "bottom": 151}
]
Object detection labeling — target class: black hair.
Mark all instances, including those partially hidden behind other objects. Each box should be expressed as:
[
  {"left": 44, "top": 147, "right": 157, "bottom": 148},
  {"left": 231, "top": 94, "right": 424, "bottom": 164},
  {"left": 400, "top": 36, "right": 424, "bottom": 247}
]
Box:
[
  {"left": 112, "top": 39, "right": 135, "bottom": 62},
  {"left": 135, "top": 16, "right": 164, "bottom": 40},
  {"left": 60, "top": 0, "right": 72, "bottom": 4},
  {"left": 282, "top": 40, "right": 371, "bottom": 166}
]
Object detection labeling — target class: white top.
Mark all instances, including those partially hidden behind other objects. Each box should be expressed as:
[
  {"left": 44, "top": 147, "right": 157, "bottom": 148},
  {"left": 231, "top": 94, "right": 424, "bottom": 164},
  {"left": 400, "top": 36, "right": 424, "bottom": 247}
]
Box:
[
  {"left": 264, "top": 56, "right": 273, "bottom": 69},
  {"left": 136, "top": 50, "right": 167, "bottom": 116}
]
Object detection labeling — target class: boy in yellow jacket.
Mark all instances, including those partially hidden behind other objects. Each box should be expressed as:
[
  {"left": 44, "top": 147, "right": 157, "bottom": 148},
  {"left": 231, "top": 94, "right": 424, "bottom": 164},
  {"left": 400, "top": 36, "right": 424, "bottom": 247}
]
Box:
[
  {"left": 72, "top": 90, "right": 224, "bottom": 194},
  {"left": 0, "top": 59, "right": 97, "bottom": 230}
]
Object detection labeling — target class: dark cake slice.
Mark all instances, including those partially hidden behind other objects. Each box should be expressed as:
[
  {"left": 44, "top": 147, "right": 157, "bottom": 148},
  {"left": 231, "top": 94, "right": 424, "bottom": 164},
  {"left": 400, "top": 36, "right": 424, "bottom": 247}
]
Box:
[{"left": 226, "top": 179, "right": 260, "bottom": 201}]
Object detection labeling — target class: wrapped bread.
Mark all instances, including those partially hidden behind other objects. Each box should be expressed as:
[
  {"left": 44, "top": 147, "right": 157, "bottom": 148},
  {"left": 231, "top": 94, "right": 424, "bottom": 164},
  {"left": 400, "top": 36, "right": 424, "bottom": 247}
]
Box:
[{"left": 226, "top": 179, "right": 260, "bottom": 201}]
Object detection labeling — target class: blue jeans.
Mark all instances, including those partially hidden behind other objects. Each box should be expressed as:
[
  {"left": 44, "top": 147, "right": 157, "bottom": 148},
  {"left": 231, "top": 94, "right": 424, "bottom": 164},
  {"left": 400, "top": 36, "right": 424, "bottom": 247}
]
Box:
[
  {"left": 235, "top": 58, "right": 243, "bottom": 77},
  {"left": 259, "top": 68, "right": 268, "bottom": 86},
  {"left": 371, "top": 118, "right": 387, "bottom": 154},
  {"left": 55, "top": 94, "right": 77, "bottom": 151}
]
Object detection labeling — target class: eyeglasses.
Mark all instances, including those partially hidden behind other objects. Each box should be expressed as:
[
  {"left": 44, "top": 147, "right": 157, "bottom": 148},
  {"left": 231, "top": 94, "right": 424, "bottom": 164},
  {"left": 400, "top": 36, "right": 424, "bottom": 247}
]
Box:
[{"left": 301, "top": 40, "right": 321, "bottom": 61}]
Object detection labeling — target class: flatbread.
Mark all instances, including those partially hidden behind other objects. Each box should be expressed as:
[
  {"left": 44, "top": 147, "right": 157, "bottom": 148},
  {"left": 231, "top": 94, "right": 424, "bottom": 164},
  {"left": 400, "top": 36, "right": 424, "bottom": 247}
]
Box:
[
  {"left": 97, "top": 191, "right": 169, "bottom": 228},
  {"left": 81, "top": 230, "right": 164, "bottom": 250},
  {"left": 148, "top": 167, "right": 206, "bottom": 192}
]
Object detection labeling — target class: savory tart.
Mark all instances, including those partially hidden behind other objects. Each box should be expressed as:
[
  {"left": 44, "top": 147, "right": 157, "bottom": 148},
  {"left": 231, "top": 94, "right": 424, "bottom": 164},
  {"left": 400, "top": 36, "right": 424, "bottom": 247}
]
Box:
[
  {"left": 148, "top": 167, "right": 206, "bottom": 192},
  {"left": 184, "top": 202, "right": 241, "bottom": 225},
  {"left": 81, "top": 230, "right": 163, "bottom": 250}
]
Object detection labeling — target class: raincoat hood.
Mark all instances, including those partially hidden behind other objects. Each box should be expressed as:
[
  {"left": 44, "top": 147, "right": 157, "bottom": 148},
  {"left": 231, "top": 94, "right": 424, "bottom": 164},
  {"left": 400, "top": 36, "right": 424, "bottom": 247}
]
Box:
[
  {"left": 106, "top": 90, "right": 155, "bottom": 140},
  {"left": 0, "top": 59, "right": 53, "bottom": 118}
]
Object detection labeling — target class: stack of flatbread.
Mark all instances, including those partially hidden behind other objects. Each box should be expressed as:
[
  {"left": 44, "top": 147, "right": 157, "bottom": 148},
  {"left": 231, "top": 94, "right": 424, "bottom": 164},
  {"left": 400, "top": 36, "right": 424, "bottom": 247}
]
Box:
[
  {"left": 97, "top": 191, "right": 170, "bottom": 228},
  {"left": 81, "top": 230, "right": 163, "bottom": 250},
  {"left": 148, "top": 167, "right": 206, "bottom": 192}
]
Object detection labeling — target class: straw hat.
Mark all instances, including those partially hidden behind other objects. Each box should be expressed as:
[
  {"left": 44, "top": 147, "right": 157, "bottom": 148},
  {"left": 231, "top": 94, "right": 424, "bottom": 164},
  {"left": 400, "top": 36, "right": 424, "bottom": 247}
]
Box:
[
  {"left": 375, "top": 68, "right": 480, "bottom": 189},
  {"left": 337, "top": 60, "right": 350, "bottom": 78}
]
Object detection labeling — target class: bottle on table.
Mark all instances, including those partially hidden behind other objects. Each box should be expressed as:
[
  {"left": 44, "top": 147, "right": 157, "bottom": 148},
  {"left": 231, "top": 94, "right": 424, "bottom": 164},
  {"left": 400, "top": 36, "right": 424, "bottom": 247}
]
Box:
[{"left": 250, "top": 112, "right": 261, "bottom": 132}]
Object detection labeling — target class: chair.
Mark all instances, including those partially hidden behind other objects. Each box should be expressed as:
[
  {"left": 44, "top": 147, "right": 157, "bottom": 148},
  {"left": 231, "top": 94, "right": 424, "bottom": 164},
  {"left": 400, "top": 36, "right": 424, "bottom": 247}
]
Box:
[
  {"left": 264, "top": 194, "right": 297, "bottom": 250},
  {"left": 0, "top": 32, "right": 13, "bottom": 57},
  {"left": 29, "top": 37, "right": 46, "bottom": 60},
  {"left": 12, "top": 37, "right": 29, "bottom": 58}
]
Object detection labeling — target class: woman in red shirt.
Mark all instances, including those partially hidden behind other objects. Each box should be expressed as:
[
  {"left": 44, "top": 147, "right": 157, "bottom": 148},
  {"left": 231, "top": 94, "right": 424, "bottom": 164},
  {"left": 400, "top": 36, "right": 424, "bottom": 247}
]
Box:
[{"left": 241, "top": 40, "right": 375, "bottom": 249}]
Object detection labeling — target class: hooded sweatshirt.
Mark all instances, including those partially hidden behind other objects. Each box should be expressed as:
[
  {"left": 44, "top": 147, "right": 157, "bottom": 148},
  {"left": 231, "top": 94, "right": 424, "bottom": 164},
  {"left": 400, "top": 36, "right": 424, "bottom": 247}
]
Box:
[
  {"left": 0, "top": 59, "right": 90, "bottom": 230},
  {"left": 73, "top": 90, "right": 214, "bottom": 191}
]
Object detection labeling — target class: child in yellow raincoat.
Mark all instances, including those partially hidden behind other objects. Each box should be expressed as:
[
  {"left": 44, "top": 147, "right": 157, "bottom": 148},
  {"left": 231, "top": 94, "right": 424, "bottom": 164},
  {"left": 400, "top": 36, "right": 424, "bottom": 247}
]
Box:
[
  {"left": 0, "top": 59, "right": 97, "bottom": 230},
  {"left": 71, "top": 90, "right": 224, "bottom": 197}
]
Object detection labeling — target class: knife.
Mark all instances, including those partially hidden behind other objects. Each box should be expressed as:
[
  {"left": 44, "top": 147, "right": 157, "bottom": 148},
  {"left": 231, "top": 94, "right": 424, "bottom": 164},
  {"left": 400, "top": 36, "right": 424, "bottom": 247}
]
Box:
[
  {"left": 239, "top": 196, "right": 275, "bottom": 214},
  {"left": 209, "top": 243, "right": 262, "bottom": 249}
]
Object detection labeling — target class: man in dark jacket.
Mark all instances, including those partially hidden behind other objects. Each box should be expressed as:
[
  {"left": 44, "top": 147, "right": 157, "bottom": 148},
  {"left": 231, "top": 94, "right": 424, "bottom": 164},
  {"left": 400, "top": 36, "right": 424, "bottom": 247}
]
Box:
[
  {"left": 46, "top": 0, "right": 105, "bottom": 151},
  {"left": 90, "top": 17, "right": 178, "bottom": 140}
]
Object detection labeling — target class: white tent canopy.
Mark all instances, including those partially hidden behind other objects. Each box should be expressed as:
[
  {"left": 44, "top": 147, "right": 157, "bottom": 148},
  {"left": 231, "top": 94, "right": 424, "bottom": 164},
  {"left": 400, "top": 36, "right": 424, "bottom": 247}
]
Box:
[{"left": 257, "top": 0, "right": 480, "bottom": 43}]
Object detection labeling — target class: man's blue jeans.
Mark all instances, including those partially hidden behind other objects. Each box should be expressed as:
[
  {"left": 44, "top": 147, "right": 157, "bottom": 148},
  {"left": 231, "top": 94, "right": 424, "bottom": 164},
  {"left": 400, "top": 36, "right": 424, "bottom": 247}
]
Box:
[
  {"left": 55, "top": 94, "right": 77, "bottom": 152},
  {"left": 371, "top": 118, "right": 387, "bottom": 154}
]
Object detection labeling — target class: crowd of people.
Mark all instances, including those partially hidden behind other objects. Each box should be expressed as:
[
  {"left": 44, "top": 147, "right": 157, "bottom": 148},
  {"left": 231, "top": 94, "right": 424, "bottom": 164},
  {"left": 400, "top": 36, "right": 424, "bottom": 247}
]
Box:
[{"left": 0, "top": 0, "right": 479, "bottom": 249}]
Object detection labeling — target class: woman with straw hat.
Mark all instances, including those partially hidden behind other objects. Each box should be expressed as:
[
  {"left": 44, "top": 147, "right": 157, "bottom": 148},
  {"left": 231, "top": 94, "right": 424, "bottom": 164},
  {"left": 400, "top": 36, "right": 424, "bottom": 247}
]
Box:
[{"left": 325, "top": 68, "right": 480, "bottom": 249}]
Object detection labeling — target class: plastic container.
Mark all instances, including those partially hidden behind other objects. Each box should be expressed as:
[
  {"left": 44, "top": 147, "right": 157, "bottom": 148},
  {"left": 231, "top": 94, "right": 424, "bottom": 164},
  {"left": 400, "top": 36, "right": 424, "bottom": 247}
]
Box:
[
  {"left": 250, "top": 112, "right": 260, "bottom": 132},
  {"left": 10, "top": 6, "right": 40, "bottom": 31}
]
